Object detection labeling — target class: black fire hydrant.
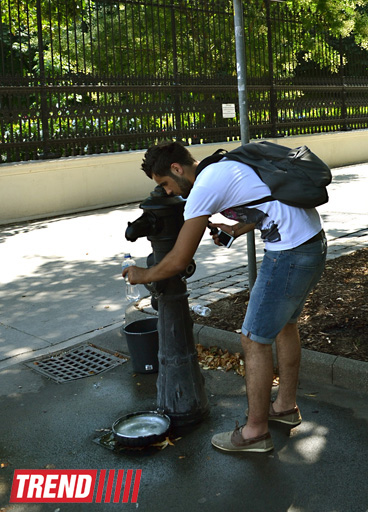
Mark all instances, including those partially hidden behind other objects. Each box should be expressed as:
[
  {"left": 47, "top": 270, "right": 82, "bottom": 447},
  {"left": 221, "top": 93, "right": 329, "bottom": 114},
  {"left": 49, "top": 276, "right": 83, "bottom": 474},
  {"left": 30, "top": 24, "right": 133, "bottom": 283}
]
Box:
[{"left": 125, "top": 186, "right": 209, "bottom": 427}]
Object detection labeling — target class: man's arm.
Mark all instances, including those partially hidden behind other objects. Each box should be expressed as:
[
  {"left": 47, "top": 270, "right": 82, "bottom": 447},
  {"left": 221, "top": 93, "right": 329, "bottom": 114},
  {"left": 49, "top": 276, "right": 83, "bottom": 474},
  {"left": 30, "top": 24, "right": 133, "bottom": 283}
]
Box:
[
  {"left": 232, "top": 221, "right": 256, "bottom": 237},
  {"left": 123, "top": 215, "right": 209, "bottom": 284},
  {"left": 209, "top": 221, "right": 256, "bottom": 245}
]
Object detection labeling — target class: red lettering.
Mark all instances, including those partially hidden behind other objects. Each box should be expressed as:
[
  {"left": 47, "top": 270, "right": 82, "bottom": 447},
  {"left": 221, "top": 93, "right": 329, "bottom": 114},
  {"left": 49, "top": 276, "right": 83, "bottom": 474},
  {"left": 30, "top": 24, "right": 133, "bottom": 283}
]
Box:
[
  {"left": 10, "top": 469, "right": 142, "bottom": 503},
  {"left": 10, "top": 470, "right": 97, "bottom": 503},
  {"left": 57, "top": 474, "right": 77, "bottom": 499},
  {"left": 43, "top": 475, "right": 59, "bottom": 498},
  {"left": 28, "top": 474, "right": 44, "bottom": 499}
]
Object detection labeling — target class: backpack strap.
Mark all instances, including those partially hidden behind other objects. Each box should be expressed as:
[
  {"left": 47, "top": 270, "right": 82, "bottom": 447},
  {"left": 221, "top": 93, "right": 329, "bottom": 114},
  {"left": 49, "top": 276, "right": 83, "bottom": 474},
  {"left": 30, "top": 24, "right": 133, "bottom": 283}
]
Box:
[
  {"left": 242, "top": 195, "right": 275, "bottom": 207},
  {"left": 195, "top": 148, "right": 275, "bottom": 207},
  {"left": 195, "top": 149, "right": 227, "bottom": 177}
]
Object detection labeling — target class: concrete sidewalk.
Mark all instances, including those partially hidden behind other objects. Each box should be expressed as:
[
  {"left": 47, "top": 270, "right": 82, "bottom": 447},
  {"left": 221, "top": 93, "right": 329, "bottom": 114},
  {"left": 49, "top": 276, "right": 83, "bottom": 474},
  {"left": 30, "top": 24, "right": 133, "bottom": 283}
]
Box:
[
  {"left": 0, "top": 162, "right": 367, "bottom": 511},
  {"left": 0, "top": 162, "right": 367, "bottom": 369}
]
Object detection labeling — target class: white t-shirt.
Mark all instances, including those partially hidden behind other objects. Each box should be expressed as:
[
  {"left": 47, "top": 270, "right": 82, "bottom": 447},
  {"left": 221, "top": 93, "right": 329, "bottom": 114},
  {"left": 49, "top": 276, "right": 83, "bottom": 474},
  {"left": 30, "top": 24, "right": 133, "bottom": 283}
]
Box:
[{"left": 184, "top": 159, "right": 323, "bottom": 251}]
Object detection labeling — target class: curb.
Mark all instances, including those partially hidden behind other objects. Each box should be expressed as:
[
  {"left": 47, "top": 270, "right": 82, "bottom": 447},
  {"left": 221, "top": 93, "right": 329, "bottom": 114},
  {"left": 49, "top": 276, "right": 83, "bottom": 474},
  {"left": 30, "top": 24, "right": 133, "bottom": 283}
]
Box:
[{"left": 125, "top": 303, "right": 368, "bottom": 395}]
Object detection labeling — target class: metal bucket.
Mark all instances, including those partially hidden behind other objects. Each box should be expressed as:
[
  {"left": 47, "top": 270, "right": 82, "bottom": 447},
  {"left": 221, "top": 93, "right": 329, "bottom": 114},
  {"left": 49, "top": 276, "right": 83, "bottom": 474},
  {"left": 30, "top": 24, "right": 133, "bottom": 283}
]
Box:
[{"left": 123, "top": 317, "right": 159, "bottom": 373}]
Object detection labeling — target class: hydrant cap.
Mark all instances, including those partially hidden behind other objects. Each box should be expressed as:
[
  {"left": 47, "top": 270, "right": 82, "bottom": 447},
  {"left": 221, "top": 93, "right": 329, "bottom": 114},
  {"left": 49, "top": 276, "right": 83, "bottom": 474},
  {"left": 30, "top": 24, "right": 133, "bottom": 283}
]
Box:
[{"left": 139, "top": 185, "right": 186, "bottom": 212}]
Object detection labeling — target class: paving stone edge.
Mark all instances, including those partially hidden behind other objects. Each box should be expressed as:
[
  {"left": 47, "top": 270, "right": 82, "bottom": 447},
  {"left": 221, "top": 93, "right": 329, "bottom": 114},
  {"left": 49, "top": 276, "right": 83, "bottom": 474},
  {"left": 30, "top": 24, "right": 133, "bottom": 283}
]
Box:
[{"left": 126, "top": 304, "right": 368, "bottom": 395}]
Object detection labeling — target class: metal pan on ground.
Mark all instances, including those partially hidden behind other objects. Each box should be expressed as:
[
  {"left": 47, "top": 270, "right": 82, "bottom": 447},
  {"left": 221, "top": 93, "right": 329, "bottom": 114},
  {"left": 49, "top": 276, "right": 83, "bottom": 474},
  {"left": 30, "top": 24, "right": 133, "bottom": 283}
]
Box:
[{"left": 112, "top": 411, "right": 171, "bottom": 447}]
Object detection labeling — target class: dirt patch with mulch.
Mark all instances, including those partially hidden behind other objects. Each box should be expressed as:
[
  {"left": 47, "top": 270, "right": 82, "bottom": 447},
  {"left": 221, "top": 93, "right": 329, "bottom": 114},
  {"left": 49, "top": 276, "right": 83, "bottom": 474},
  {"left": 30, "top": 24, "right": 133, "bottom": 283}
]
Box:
[{"left": 192, "top": 248, "right": 368, "bottom": 363}]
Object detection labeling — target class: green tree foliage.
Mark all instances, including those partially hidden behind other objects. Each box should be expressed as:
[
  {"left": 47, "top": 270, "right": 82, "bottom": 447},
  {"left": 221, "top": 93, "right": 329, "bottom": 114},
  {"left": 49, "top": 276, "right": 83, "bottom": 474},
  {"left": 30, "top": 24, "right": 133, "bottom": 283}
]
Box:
[
  {"left": 37, "top": 1, "right": 236, "bottom": 80},
  {"left": 2, "top": 0, "right": 368, "bottom": 162},
  {"left": 286, "top": 0, "right": 368, "bottom": 43},
  {"left": 3, "top": 0, "right": 368, "bottom": 80}
]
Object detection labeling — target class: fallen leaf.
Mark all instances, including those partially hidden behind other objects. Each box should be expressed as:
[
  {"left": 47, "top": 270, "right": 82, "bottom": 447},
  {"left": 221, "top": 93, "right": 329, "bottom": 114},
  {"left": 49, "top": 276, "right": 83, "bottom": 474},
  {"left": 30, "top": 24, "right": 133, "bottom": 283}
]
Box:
[
  {"left": 151, "top": 438, "right": 169, "bottom": 449},
  {"left": 151, "top": 436, "right": 181, "bottom": 450},
  {"left": 196, "top": 344, "right": 279, "bottom": 382}
]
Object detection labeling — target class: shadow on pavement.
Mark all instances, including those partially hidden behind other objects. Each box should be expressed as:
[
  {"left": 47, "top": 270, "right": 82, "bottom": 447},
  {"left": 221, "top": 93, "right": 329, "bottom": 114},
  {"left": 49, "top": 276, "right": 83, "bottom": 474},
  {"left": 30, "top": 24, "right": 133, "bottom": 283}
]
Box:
[{"left": 0, "top": 328, "right": 367, "bottom": 511}]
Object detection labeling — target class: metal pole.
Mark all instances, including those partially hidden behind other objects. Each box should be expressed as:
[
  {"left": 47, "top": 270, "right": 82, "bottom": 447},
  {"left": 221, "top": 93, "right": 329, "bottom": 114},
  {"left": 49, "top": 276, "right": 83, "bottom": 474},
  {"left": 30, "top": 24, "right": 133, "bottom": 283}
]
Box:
[
  {"left": 233, "top": 0, "right": 249, "bottom": 142},
  {"left": 265, "top": 0, "right": 278, "bottom": 138},
  {"left": 36, "top": 0, "right": 50, "bottom": 159},
  {"left": 233, "top": 0, "right": 257, "bottom": 290},
  {"left": 171, "top": 3, "right": 182, "bottom": 141}
]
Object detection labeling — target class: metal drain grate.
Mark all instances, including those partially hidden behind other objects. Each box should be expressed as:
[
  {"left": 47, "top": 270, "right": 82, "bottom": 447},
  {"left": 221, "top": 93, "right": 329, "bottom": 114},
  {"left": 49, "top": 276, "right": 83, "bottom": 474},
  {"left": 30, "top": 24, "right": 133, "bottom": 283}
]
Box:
[{"left": 25, "top": 344, "right": 128, "bottom": 383}]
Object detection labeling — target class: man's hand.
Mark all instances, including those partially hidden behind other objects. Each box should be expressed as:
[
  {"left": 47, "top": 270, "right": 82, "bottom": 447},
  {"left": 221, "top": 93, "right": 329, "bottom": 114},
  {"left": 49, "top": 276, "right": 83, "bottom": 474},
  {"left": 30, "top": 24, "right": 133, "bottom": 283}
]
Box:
[
  {"left": 121, "top": 215, "right": 209, "bottom": 285},
  {"left": 208, "top": 222, "right": 236, "bottom": 246},
  {"left": 122, "top": 265, "right": 150, "bottom": 285},
  {"left": 209, "top": 221, "right": 256, "bottom": 245}
]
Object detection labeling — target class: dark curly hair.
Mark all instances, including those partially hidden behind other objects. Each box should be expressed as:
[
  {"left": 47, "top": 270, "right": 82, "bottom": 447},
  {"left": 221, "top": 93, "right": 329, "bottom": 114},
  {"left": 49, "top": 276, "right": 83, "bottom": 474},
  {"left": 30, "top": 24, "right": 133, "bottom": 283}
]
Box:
[{"left": 141, "top": 141, "right": 196, "bottom": 179}]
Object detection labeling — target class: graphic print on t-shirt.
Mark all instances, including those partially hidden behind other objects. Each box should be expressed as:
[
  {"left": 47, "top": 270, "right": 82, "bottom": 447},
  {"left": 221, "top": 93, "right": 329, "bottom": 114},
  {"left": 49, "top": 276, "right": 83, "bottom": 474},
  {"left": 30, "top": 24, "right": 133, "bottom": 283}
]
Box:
[{"left": 221, "top": 204, "right": 281, "bottom": 243}]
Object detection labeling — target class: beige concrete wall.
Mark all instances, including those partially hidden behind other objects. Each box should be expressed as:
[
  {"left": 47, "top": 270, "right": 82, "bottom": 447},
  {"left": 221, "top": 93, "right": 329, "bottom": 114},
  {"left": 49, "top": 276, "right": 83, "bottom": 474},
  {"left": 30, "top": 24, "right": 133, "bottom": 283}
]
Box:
[{"left": 1, "top": 130, "right": 367, "bottom": 225}]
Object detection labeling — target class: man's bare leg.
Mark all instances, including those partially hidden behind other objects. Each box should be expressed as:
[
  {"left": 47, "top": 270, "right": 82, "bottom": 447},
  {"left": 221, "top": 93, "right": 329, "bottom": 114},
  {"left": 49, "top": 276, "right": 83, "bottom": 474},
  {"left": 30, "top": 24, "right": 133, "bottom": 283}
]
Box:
[
  {"left": 241, "top": 333, "right": 273, "bottom": 439},
  {"left": 273, "top": 322, "right": 301, "bottom": 412}
]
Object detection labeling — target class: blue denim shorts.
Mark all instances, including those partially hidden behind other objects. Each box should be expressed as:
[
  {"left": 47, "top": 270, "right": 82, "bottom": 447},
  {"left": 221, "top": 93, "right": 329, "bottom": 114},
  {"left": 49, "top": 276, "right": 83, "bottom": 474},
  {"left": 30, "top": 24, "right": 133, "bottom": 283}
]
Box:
[{"left": 242, "top": 233, "right": 327, "bottom": 344}]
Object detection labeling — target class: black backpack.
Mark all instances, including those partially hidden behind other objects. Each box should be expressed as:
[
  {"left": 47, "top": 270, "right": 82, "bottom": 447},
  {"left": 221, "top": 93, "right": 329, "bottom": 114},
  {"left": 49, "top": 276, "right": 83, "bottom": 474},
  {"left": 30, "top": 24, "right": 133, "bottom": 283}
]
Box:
[{"left": 195, "top": 140, "right": 332, "bottom": 208}]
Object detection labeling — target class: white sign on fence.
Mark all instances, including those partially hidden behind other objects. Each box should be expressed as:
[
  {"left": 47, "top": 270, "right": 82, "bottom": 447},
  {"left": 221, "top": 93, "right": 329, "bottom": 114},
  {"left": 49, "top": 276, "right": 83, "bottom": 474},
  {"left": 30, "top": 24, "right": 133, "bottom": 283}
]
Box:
[{"left": 222, "top": 103, "right": 236, "bottom": 118}]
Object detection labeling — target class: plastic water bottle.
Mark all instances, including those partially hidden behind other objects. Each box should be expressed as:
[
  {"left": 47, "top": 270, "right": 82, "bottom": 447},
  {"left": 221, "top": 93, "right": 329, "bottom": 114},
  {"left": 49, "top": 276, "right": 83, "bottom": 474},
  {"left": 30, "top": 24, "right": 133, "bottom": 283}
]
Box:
[
  {"left": 191, "top": 305, "right": 211, "bottom": 317},
  {"left": 122, "top": 254, "right": 140, "bottom": 303}
]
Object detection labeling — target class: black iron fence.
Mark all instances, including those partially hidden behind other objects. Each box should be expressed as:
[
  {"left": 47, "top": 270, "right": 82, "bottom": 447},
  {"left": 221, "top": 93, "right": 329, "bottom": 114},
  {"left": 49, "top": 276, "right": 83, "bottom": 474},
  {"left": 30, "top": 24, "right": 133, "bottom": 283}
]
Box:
[{"left": 1, "top": 0, "right": 368, "bottom": 163}]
